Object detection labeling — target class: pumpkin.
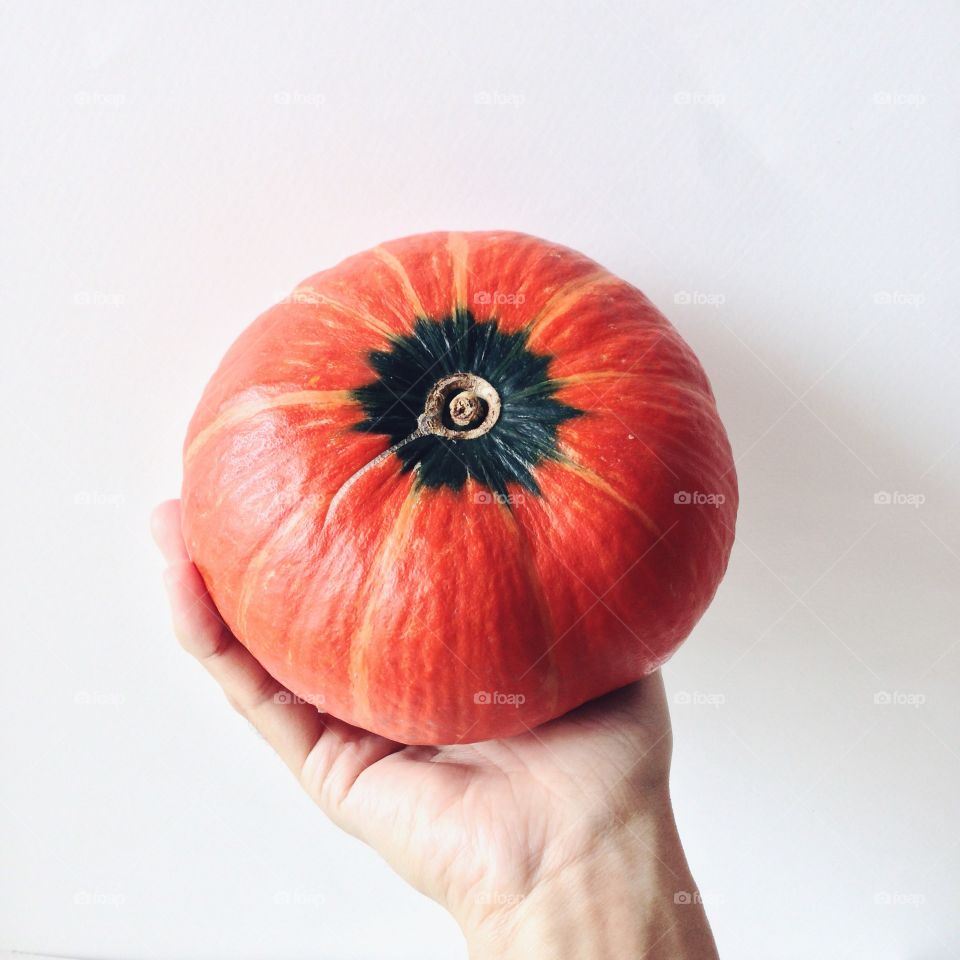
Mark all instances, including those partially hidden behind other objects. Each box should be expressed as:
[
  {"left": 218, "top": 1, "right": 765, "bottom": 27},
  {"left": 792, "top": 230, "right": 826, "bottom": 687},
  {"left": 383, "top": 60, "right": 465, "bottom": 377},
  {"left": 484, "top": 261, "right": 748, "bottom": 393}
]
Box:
[{"left": 181, "top": 231, "right": 737, "bottom": 744}]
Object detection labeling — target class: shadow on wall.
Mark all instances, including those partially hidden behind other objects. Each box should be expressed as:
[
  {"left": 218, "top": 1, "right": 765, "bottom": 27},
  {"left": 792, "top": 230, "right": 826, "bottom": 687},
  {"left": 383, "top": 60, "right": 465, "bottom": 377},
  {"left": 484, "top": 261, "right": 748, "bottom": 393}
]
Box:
[{"left": 668, "top": 295, "right": 957, "bottom": 685}]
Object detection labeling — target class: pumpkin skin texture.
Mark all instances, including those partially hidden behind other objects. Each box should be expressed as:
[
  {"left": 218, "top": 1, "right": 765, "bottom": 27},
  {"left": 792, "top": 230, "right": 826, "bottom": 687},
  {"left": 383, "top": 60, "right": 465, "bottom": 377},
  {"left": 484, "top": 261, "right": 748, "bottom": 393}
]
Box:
[{"left": 181, "top": 232, "right": 738, "bottom": 745}]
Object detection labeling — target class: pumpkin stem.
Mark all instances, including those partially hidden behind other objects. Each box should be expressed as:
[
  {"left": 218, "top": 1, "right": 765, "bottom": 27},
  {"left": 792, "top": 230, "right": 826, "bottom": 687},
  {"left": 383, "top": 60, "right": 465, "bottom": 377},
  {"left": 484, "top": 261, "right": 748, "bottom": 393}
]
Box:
[
  {"left": 449, "top": 390, "right": 481, "bottom": 427},
  {"left": 326, "top": 373, "right": 501, "bottom": 525},
  {"left": 420, "top": 373, "right": 501, "bottom": 440},
  {"left": 324, "top": 427, "right": 424, "bottom": 524}
]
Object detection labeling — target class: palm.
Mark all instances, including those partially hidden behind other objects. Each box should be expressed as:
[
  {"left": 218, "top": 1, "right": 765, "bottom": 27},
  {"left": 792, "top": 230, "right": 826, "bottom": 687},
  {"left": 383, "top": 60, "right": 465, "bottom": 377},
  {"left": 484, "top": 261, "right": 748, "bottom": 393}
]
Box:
[
  {"left": 335, "top": 680, "right": 671, "bottom": 924},
  {"left": 153, "top": 500, "right": 672, "bottom": 930}
]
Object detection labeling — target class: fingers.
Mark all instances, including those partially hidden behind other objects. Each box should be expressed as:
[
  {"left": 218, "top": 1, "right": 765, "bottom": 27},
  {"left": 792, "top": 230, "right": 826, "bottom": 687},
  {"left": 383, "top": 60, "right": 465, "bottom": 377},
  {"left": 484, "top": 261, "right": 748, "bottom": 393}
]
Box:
[
  {"left": 151, "top": 498, "right": 190, "bottom": 564},
  {"left": 152, "top": 499, "right": 404, "bottom": 828},
  {"left": 153, "top": 500, "right": 328, "bottom": 778},
  {"left": 163, "top": 558, "right": 330, "bottom": 777}
]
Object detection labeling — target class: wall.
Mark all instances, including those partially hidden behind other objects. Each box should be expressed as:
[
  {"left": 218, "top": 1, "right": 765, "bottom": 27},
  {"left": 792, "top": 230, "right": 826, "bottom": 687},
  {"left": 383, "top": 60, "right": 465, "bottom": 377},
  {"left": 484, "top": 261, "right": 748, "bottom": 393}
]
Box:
[{"left": 1, "top": 1, "right": 957, "bottom": 957}]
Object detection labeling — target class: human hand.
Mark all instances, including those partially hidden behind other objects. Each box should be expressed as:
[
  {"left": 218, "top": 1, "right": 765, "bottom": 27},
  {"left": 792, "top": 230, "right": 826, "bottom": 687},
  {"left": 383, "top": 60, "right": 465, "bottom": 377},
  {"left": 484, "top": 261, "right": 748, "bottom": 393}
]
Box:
[{"left": 153, "top": 498, "right": 718, "bottom": 959}]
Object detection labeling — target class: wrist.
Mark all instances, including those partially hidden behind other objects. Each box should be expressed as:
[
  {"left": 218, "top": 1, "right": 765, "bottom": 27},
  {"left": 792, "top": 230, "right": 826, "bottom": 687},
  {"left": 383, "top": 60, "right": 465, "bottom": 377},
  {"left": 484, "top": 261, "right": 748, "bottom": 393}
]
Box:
[{"left": 461, "top": 792, "right": 718, "bottom": 960}]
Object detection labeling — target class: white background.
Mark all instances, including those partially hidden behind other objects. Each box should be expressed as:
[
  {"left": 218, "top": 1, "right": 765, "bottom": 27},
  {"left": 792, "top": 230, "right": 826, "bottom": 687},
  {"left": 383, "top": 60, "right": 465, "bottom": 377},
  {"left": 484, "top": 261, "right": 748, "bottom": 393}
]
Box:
[{"left": 2, "top": 1, "right": 958, "bottom": 957}]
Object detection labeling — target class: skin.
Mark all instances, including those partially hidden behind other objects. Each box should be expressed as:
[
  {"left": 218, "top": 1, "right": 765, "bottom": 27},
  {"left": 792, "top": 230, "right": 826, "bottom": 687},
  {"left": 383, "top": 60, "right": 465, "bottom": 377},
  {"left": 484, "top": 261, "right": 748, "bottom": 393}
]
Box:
[{"left": 153, "top": 498, "right": 719, "bottom": 958}]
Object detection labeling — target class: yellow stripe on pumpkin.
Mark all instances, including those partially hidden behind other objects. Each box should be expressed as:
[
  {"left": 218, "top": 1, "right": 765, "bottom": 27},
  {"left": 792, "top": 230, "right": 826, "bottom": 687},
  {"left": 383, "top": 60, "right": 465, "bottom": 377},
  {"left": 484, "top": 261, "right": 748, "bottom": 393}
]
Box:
[
  {"left": 288, "top": 287, "right": 397, "bottom": 341},
  {"left": 551, "top": 371, "right": 716, "bottom": 405},
  {"left": 525, "top": 270, "right": 618, "bottom": 345},
  {"left": 555, "top": 458, "right": 663, "bottom": 538},
  {"left": 348, "top": 487, "right": 420, "bottom": 725},
  {"left": 185, "top": 390, "right": 353, "bottom": 464},
  {"left": 373, "top": 245, "right": 427, "bottom": 319},
  {"left": 497, "top": 497, "right": 561, "bottom": 714},
  {"left": 448, "top": 231, "right": 470, "bottom": 313},
  {"left": 235, "top": 494, "right": 323, "bottom": 640}
]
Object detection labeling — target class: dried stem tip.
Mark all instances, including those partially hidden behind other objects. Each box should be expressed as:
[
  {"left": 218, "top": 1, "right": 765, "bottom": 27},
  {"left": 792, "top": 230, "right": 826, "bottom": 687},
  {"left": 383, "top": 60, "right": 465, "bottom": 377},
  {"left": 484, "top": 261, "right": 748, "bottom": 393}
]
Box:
[{"left": 419, "top": 373, "right": 501, "bottom": 440}]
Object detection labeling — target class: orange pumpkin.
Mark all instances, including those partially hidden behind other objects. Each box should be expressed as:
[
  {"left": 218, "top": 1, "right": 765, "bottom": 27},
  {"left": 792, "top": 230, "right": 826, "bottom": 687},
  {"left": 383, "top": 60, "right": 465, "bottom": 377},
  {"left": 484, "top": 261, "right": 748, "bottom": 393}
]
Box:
[{"left": 181, "top": 232, "right": 737, "bottom": 744}]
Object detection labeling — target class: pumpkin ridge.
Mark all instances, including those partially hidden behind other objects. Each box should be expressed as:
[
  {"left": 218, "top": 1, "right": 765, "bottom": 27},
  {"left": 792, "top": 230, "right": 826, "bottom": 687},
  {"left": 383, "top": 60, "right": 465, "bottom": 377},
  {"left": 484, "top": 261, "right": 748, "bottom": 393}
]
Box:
[
  {"left": 498, "top": 500, "right": 561, "bottom": 713},
  {"left": 524, "top": 269, "right": 617, "bottom": 345},
  {"left": 185, "top": 389, "right": 354, "bottom": 464},
  {"left": 372, "top": 245, "right": 427, "bottom": 320},
  {"left": 447, "top": 231, "right": 470, "bottom": 315},
  {"left": 235, "top": 494, "right": 323, "bottom": 639},
  {"left": 347, "top": 487, "right": 420, "bottom": 725},
  {"left": 289, "top": 287, "right": 397, "bottom": 342},
  {"left": 553, "top": 371, "right": 716, "bottom": 404},
  {"left": 553, "top": 457, "right": 663, "bottom": 537}
]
